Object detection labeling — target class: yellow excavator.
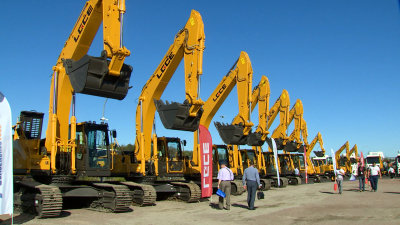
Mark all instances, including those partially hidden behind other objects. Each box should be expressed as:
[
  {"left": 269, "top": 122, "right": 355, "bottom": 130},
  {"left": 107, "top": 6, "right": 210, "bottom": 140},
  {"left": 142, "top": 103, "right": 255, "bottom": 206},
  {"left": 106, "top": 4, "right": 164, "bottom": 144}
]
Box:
[
  {"left": 312, "top": 133, "right": 336, "bottom": 181},
  {"left": 335, "top": 141, "right": 350, "bottom": 175},
  {"left": 234, "top": 76, "right": 275, "bottom": 190},
  {"left": 347, "top": 144, "right": 358, "bottom": 175},
  {"left": 109, "top": 10, "right": 206, "bottom": 203},
  {"left": 183, "top": 51, "right": 253, "bottom": 195},
  {"left": 254, "top": 89, "right": 292, "bottom": 187},
  {"left": 13, "top": 0, "right": 133, "bottom": 217}
]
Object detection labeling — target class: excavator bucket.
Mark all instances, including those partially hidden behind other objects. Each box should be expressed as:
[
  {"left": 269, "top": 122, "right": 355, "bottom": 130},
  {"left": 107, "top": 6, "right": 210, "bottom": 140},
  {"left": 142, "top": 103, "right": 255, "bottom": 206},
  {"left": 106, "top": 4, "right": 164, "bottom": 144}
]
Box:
[
  {"left": 297, "top": 145, "right": 305, "bottom": 153},
  {"left": 274, "top": 138, "right": 285, "bottom": 150},
  {"left": 214, "top": 122, "right": 248, "bottom": 145},
  {"left": 284, "top": 141, "right": 299, "bottom": 152},
  {"left": 247, "top": 132, "right": 265, "bottom": 146},
  {"left": 314, "top": 151, "right": 324, "bottom": 157},
  {"left": 63, "top": 51, "right": 133, "bottom": 100},
  {"left": 154, "top": 99, "right": 203, "bottom": 132}
]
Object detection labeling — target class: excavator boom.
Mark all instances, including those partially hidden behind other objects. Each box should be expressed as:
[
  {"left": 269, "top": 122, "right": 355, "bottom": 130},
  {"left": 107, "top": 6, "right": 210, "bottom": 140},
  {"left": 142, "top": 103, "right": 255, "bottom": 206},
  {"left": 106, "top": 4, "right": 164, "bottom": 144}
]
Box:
[
  {"left": 154, "top": 10, "right": 206, "bottom": 132},
  {"left": 267, "top": 90, "right": 290, "bottom": 150},
  {"left": 214, "top": 52, "right": 254, "bottom": 145},
  {"left": 247, "top": 76, "right": 271, "bottom": 146}
]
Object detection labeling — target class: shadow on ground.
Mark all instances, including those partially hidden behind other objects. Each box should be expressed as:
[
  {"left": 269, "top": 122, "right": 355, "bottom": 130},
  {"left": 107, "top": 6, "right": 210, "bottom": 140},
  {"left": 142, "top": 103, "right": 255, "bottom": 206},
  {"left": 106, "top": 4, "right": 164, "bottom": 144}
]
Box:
[
  {"left": 0, "top": 211, "right": 71, "bottom": 225},
  {"left": 383, "top": 192, "right": 400, "bottom": 194},
  {"left": 319, "top": 191, "right": 335, "bottom": 194}
]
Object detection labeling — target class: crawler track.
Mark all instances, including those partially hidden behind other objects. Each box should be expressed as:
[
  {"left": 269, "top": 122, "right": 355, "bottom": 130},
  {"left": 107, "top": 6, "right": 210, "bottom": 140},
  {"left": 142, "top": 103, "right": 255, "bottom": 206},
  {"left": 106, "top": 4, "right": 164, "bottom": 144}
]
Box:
[
  {"left": 35, "top": 185, "right": 63, "bottom": 218},
  {"left": 260, "top": 179, "right": 271, "bottom": 191},
  {"left": 120, "top": 181, "right": 157, "bottom": 206},
  {"left": 170, "top": 182, "right": 201, "bottom": 202},
  {"left": 231, "top": 180, "right": 245, "bottom": 195},
  {"left": 90, "top": 183, "right": 131, "bottom": 212}
]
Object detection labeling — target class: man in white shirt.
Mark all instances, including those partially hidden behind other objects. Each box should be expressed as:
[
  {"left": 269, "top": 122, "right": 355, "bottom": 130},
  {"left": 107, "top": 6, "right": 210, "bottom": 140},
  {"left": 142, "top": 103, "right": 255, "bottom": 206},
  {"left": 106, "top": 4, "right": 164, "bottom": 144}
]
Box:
[
  {"left": 336, "top": 168, "right": 345, "bottom": 194},
  {"left": 388, "top": 167, "right": 395, "bottom": 179},
  {"left": 368, "top": 163, "right": 382, "bottom": 192}
]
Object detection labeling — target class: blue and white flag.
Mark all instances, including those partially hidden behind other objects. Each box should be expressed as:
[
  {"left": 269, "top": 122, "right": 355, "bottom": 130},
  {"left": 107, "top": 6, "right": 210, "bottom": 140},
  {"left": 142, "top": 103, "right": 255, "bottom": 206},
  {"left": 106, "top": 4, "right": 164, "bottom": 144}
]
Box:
[
  {"left": 0, "top": 92, "right": 13, "bottom": 215},
  {"left": 331, "top": 148, "right": 337, "bottom": 178},
  {"left": 271, "top": 139, "right": 280, "bottom": 187}
]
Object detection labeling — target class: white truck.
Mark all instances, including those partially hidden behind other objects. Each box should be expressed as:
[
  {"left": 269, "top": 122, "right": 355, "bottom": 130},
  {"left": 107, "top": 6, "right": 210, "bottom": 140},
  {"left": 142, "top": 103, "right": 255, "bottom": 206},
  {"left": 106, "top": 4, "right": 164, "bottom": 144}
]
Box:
[{"left": 366, "top": 151, "right": 384, "bottom": 171}]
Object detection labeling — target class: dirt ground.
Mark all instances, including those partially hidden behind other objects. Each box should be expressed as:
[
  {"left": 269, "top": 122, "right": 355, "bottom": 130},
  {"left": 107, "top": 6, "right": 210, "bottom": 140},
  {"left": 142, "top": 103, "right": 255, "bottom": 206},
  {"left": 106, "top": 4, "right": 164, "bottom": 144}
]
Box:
[{"left": 1, "top": 177, "right": 399, "bottom": 225}]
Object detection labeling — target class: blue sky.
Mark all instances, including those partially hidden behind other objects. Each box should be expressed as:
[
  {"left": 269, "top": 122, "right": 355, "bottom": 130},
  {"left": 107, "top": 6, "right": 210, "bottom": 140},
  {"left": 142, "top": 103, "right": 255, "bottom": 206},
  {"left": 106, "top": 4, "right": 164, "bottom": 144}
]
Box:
[{"left": 1, "top": 1, "right": 399, "bottom": 157}]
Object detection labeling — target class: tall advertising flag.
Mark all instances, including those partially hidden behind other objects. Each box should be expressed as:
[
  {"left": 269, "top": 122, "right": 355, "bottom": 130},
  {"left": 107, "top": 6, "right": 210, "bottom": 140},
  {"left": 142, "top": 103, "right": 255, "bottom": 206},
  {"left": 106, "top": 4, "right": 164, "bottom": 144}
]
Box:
[
  {"left": 0, "top": 92, "right": 13, "bottom": 215},
  {"left": 360, "top": 151, "right": 364, "bottom": 167},
  {"left": 271, "top": 139, "right": 280, "bottom": 187},
  {"left": 304, "top": 145, "right": 307, "bottom": 184},
  {"left": 331, "top": 148, "right": 337, "bottom": 178},
  {"left": 199, "top": 125, "right": 213, "bottom": 198}
]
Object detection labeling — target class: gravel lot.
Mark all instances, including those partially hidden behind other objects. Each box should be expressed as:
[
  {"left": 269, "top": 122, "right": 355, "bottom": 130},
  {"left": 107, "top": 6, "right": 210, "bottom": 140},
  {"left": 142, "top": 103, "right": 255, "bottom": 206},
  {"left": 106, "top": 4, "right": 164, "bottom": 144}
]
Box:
[{"left": 1, "top": 177, "right": 399, "bottom": 225}]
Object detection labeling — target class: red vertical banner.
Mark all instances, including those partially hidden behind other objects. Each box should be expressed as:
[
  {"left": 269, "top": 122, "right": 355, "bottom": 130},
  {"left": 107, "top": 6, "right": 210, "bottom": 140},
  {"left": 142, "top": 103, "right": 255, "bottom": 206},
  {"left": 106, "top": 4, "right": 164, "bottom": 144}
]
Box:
[
  {"left": 304, "top": 145, "right": 307, "bottom": 184},
  {"left": 199, "top": 125, "right": 213, "bottom": 198}
]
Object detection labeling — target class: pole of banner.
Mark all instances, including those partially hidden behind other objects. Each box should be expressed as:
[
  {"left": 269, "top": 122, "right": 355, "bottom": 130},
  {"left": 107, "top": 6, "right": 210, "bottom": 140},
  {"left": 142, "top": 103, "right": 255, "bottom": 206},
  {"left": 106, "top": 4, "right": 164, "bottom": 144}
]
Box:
[{"left": 304, "top": 145, "right": 307, "bottom": 184}]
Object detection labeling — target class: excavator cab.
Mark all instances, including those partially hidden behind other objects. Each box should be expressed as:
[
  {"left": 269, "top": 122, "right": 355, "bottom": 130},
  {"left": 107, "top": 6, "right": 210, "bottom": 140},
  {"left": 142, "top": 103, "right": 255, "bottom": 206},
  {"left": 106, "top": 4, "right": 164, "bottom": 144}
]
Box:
[
  {"left": 154, "top": 99, "right": 204, "bottom": 132},
  {"left": 16, "top": 111, "right": 44, "bottom": 140},
  {"left": 214, "top": 122, "right": 248, "bottom": 145},
  {"left": 63, "top": 50, "right": 133, "bottom": 100}
]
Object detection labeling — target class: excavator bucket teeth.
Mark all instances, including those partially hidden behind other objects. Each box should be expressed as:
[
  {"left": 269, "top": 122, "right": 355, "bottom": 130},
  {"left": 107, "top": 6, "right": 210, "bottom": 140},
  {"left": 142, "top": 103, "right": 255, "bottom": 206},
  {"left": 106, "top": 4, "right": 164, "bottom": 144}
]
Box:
[
  {"left": 283, "top": 141, "right": 299, "bottom": 152},
  {"left": 63, "top": 51, "right": 133, "bottom": 100},
  {"left": 154, "top": 99, "right": 203, "bottom": 132},
  {"left": 314, "top": 151, "right": 324, "bottom": 157},
  {"left": 214, "top": 122, "right": 248, "bottom": 145},
  {"left": 247, "top": 132, "right": 265, "bottom": 146}
]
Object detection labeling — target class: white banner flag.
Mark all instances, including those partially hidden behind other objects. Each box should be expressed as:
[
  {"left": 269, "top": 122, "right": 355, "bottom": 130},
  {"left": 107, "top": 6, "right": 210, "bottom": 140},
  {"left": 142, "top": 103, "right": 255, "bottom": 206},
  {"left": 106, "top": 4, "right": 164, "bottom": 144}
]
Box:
[
  {"left": 0, "top": 92, "right": 13, "bottom": 215},
  {"left": 271, "top": 139, "right": 280, "bottom": 187},
  {"left": 331, "top": 148, "right": 337, "bottom": 179}
]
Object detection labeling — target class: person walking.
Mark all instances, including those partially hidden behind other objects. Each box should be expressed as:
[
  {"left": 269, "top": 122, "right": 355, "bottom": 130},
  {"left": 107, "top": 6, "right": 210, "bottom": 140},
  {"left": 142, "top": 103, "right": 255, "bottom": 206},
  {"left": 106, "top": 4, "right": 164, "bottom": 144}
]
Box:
[
  {"left": 388, "top": 166, "right": 395, "bottom": 179},
  {"left": 217, "top": 163, "right": 234, "bottom": 210},
  {"left": 242, "top": 161, "right": 262, "bottom": 210},
  {"left": 368, "top": 162, "right": 382, "bottom": 192},
  {"left": 336, "top": 168, "right": 345, "bottom": 194},
  {"left": 357, "top": 162, "right": 366, "bottom": 192}
]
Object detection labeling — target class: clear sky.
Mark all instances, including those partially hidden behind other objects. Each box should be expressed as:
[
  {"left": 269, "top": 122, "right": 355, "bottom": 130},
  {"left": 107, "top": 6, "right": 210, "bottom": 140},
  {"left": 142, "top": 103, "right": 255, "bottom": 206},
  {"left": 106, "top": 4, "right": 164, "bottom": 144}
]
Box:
[{"left": 1, "top": 1, "right": 399, "bottom": 157}]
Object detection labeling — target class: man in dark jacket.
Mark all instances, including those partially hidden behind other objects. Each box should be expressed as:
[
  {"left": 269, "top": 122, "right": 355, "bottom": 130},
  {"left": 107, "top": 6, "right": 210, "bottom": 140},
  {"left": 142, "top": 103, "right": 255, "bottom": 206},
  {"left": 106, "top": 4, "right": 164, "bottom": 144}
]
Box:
[
  {"left": 242, "top": 161, "right": 262, "bottom": 210},
  {"left": 357, "top": 162, "right": 366, "bottom": 192}
]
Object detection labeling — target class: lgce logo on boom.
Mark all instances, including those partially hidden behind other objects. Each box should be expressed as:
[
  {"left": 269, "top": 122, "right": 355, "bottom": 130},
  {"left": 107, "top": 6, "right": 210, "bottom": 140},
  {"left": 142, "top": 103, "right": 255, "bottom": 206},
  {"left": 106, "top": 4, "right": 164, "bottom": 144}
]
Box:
[
  {"left": 156, "top": 52, "right": 175, "bottom": 78},
  {"left": 73, "top": 5, "right": 94, "bottom": 42}
]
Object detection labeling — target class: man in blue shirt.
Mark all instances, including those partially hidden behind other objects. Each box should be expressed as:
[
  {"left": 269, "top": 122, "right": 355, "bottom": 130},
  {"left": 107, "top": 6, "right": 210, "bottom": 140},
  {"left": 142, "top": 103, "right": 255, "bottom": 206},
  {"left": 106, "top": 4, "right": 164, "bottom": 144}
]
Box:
[{"left": 242, "top": 161, "right": 262, "bottom": 210}]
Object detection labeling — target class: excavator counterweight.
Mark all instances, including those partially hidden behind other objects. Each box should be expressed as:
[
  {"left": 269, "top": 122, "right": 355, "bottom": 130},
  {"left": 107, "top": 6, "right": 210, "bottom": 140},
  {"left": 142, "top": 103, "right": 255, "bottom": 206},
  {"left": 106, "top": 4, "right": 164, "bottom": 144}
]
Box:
[
  {"left": 64, "top": 51, "right": 133, "bottom": 100},
  {"left": 154, "top": 99, "right": 204, "bottom": 131}
]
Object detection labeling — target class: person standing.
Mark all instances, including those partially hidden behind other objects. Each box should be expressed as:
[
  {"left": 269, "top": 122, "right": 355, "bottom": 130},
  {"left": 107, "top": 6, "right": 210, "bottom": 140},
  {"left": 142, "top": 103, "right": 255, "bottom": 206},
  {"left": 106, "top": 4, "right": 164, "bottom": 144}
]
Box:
[
  {"left": 388, "top": 166, "right": 395, "bottom": 179},
  {"left": 357, "top": 162, "right": 366, "bottom": 192},
  {"left": 294, "top": 167, "right": 300, "bottom": 176},
  {"left": 368, "top": 162, "right": 382, "bottom": 192},
  {"left": 242, "top": 161, "right": 262, "bottom": 210},
  {"left": 217, "top": 163, "right": 234, "bottom": 210},
  {"left": 336, "top": 168, "right": 345, "bottom": 194}
]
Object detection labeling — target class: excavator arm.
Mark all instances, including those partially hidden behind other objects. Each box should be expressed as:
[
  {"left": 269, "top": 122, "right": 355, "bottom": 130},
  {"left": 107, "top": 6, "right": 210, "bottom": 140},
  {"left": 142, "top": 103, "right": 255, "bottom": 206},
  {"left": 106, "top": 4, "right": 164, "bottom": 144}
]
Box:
[
  {"left": 135, "top": 10, "right": 205, "bottom": 175},
  {"left": 214, "top": 53, "right": 254, "bottom": 145},
  {"left": 154, "top": 10, "right": 206, "bottom": 131},
  {"left": 335, "top": 141, "right": 350, "bottom": 171},
  {"left": 267, "top": 90, "right": 290, "bottom": 150},
  {"left": 45, "top": 0, "right": 132, "bottom": 175},
  {"left": 247, "top": 76, "right": 271, "bottom": 146},
  {"left": 283, "top": 99, "right": 304, "bottom": 152},
  {"left": 188, "top": 51, "right": 251, "bottom": 169}
]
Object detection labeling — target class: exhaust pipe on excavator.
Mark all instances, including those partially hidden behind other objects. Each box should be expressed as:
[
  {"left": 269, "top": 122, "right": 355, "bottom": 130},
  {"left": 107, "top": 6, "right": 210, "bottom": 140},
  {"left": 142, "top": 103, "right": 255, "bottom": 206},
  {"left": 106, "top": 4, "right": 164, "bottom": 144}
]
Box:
[{"left": 63, "top": 50, "right": 133, "bottom": 100}]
